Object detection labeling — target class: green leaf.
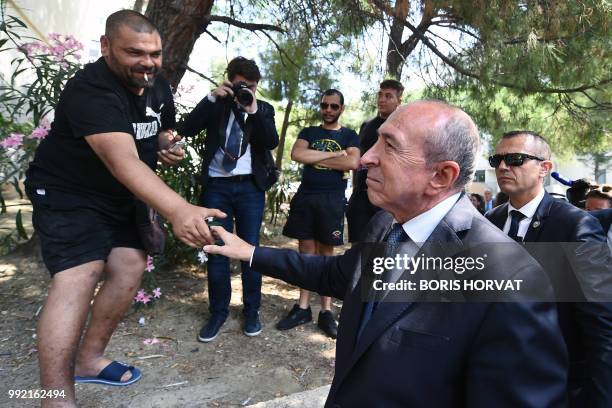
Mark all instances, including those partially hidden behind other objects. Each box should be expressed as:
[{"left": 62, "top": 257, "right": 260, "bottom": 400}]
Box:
[
  {"left": 9, "top": 16, "right": 27, "bottom": 29},
  {"left": 16, "top": 209, "right": 28, "bottom": 240}
]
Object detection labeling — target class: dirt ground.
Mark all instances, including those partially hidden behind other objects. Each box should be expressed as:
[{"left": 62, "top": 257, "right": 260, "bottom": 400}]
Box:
[{"left": 0, "top": 191, "right": 342, "bottom": 407}]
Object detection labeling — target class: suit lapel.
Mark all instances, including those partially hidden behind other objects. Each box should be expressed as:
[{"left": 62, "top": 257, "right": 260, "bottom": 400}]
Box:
[
  {"left": 523, "top": 192, "right": 552, "bottom": 243},
  {"left": 488, "top": 203, "right": 509, "bottom": 230}
]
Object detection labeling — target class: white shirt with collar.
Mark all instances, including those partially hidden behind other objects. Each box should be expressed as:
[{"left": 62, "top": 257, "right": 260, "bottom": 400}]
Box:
[
  {"left": 397, "top": 192, "right": 462, "bottom": 245},
  {"left": 502, "top": 188, "right": 545, "bottom": 240},
  {"left": 206, "top": 93, "right": 256, "bottom": 177}
]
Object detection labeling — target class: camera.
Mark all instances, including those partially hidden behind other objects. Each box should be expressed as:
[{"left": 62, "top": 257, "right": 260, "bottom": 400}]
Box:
[{"left": 232, "top": 81, "right": 254, "bottom": 106}]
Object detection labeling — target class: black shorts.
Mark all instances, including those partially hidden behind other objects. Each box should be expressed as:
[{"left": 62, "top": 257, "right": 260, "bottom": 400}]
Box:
[
  {"left": 283, "top": 190, "right": 346, "bottom": 246},
  {"left": 26, "top": 187, "right": 143, "bottom": 276}
]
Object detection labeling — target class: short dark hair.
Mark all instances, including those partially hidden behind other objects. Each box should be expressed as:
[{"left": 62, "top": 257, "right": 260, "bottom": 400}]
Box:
[
  {"left": 586, "top": 185, "right": 612, "bottom": 205},
  {"left": 379, "top": 79, "right": 404, "bottom": 96},
  {"left": 105, "top": 10, "right": 158, "bottom": 40},
  {"left": 501, "top": 130, "right": 551, "bottom": 159},
  {"left": 322, "top": 89, "right": 344, "bottom": 105},
  {"left": 227, "top": 57, "right": 261, "bottom": 82}
]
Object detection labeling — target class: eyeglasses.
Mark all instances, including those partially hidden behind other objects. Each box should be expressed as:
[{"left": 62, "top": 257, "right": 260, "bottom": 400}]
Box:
[
  {"left": 320, "top": 102, "right": 341, "bottom": 111},
  {"left": 488, "top": 153, "right": 545, "bottom": 168}
]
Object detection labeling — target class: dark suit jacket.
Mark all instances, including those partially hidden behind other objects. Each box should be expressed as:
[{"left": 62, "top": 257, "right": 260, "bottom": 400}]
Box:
[
  {"left": 253, "top": 195, "right": 568, "bottom": 408},
  {"left": 591, "top": 209, "right": 612, "bottom": 234},
  {"left": 178, "top": 96, "right": 279, "bottom": 191},
  {"left": 486, "top": 192, "right": 612, "bottom": 408}
]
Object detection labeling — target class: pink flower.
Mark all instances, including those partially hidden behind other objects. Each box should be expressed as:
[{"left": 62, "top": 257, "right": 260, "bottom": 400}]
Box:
[
  {"left": 134, "top": 289, "right": 147, "bottom": 303},
  {"left": 152, "top": 287, "right": 162, "bottom": 298},
  {"left": 145, "top": 255, "right": 155, "bottom": 272},
  {"left": 143, "top": 338, "right": 160, "bottom": 345},
  {"left": 1, "top": 133, "right": 24, "bottom": 149},
  {"left": 141, "top": 294, "right": 152, "bottom": 304},
  {"left": 30, "top": 120, "right": 50, "bottom": 140}
]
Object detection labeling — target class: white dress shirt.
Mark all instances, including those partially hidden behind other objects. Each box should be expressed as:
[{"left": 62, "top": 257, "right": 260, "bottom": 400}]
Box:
[
  {"left": 398, "top": 192, "right": 462, "bottom": 245},
  {"left": 206, "top": 93, "right": 254, "bottom": 177},
  {"left": 502, "top": 189, "right": 545, "bottom": 240}
]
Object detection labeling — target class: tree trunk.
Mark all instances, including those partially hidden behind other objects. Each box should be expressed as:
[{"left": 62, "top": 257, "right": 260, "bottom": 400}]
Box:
[
  {"left": 276, "top": 99, "right": 293, "bottom": 170},
  {"left": 133, "top": 0, "right": 145, "bottom": 13},
  {"left": 145, "top": 0, "right": 215, "bottom": 89},
  {"left": 385, "top": 0, "right": 410, "bottom": 79}
]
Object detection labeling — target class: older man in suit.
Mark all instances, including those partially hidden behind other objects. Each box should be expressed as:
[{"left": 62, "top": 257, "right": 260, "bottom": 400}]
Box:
[
  {"left": 486, "top": 131, "right": 612, "bottom": 408},
  {"left": 205, "top": 101, "right": 568, "bottom": 407}
]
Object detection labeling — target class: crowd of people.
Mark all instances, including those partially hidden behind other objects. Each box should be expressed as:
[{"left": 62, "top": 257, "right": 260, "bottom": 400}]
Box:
[{"left": 21, "top": 10, "right": 611, "bottom": 408}]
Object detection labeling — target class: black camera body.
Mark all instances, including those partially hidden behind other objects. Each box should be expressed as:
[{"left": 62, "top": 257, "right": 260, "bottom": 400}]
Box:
[{"left": 232, "top": 81, "right": 254, "bottom": 106}]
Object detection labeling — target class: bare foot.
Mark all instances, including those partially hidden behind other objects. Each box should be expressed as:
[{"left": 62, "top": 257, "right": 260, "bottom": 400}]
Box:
[{"left": 74, "top": 357, "right": 133, "bottom": 382}]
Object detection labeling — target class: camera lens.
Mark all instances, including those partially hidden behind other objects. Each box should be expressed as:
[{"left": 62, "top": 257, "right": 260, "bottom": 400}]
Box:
[
  {"left": 236, "top": 88, "right": 253, "bottom": 106},
  {"left": 232, "top": 82, "right": 253, "bottom": 106}
]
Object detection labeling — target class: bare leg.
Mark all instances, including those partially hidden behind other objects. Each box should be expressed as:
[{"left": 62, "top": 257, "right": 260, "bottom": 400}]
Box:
[
  {"left": 297, "top": 239, "right": 316, "bottom": 309},
  {"left": 39, "top": 261, "right": 104, "bottom": 408},
  {"left": 316, "top": 242, "right": 335, "bottom": 311},
  {"left": 75, "top": 248, "right": 146, "bottom": 381}
]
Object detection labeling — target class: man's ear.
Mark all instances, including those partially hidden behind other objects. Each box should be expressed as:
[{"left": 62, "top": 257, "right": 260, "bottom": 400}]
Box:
[
  {"left": 540, "top": 160, "right": 553, "bottom": 178},
  {"left": 100, "top": 35, "right": 109, "bottom": 57},
  {"left": 428, "top": 161, "right": 460, "bottom": 193}
]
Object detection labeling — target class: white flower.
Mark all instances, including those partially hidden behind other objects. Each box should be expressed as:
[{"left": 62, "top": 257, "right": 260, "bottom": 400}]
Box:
[{"left": 197, "top": 250, "right": 208, "bottom": 264}]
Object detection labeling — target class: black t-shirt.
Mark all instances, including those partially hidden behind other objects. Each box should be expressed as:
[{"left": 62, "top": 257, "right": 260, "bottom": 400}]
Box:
[
  {"left": 298, "top": 126, "right": 359, "bottom": 193},
  {"left": 354, "top": 116, "right": 385, "bottom": 192},
  {"left": 26, "top": 58, "right": 175, "bottom": 199}
]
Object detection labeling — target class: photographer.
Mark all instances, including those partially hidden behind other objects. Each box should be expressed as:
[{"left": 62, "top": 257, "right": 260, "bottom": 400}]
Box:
[{"left": 179, "top": 57, "right": 279, "bottom": 342}]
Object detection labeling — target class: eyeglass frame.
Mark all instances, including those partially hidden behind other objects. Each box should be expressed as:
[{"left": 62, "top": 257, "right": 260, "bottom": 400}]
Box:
[
  {"left": 488, "top": 153, "right": 546, "bottom": 168},
  {"left": 320, "top": 102, "right": 341, "bottom": 111}
]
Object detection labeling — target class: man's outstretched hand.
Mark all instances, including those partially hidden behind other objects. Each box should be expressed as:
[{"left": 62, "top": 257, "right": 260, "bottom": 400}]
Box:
[
  {"left": 167, "top": 204, "right": 227, "bottom": 248},
  {"left": 203, "top": 226, "right": 255, "bottom": 262}
]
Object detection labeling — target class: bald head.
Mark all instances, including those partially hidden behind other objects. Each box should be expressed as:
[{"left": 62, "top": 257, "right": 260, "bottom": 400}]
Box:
[
  {"left": 105, "top": 10, "right": 158, "bottom": 41},
  {"left": 388, "top": 100, "right": 480, "bottom": 189}
]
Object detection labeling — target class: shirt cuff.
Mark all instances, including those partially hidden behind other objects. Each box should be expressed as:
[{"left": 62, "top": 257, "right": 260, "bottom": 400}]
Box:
[
  {"left": 249, "top": 246, "right": 257, "bottom": 267},
  {"left": 207, "top": 93, "right": 216, "bottom": 103},
  {"left": 247, "top": 105, "right": 258, "bottom": 115}
]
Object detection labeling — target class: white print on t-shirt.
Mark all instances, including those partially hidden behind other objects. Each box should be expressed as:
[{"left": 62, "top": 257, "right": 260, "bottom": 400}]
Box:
[{"left": 133, "top": 103, "right": 163, "bottom": 140}]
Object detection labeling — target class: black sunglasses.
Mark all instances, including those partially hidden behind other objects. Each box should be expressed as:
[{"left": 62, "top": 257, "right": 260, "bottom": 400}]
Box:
[
  {"left": 488, "top": 153, "right": 545, "bottom": 168},
  {"left": 320, "top": 102, "right": 341, "bottom": 111}
]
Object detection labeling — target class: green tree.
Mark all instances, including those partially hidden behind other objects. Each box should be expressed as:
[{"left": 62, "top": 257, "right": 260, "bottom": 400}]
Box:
[{"left": 340, "top": 0, "right": 610, "bottom": 153}]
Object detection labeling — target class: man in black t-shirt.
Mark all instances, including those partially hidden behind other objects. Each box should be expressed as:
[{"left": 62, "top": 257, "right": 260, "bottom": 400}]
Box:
[
  {"left": 24, "top": 11, "right": 223, "bottom": 404},
  {"left": 280, "top": 89, "right": 360, "bottom": 338},
  {"left": 347, "top": 79, "right": 403, "bottom": 243}
]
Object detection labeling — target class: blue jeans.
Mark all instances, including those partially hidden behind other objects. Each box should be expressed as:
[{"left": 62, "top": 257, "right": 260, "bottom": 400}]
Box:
[{"left": 201, "top": 177, "right": 265, "bottom": 319}]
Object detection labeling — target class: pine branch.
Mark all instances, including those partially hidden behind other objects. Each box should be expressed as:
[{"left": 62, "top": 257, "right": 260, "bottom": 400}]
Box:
[
  {"left": 206, "top": 15, "right": 285, "bottom": 33},
  {"left": 368, "top": 0, "right": 612, "bottom": 95}
]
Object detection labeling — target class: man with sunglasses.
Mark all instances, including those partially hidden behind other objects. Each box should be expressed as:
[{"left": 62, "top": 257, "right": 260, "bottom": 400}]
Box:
[
  {"left": 347, "top": 79, "right": 403, "bottom": 243},
  {"left": 486, "top": 131, "right": 612, "bottom": 407},
  {"left": 179, "top": 57, "right": 279, "bottom": 342},
  {"left": 280, "top": 89, "right": 360, "bottom": 338}
]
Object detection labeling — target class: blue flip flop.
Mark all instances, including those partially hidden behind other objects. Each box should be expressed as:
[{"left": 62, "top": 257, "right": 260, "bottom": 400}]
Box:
[{"left": 75, "top": 361, "right": 141, "bottom": 386}]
